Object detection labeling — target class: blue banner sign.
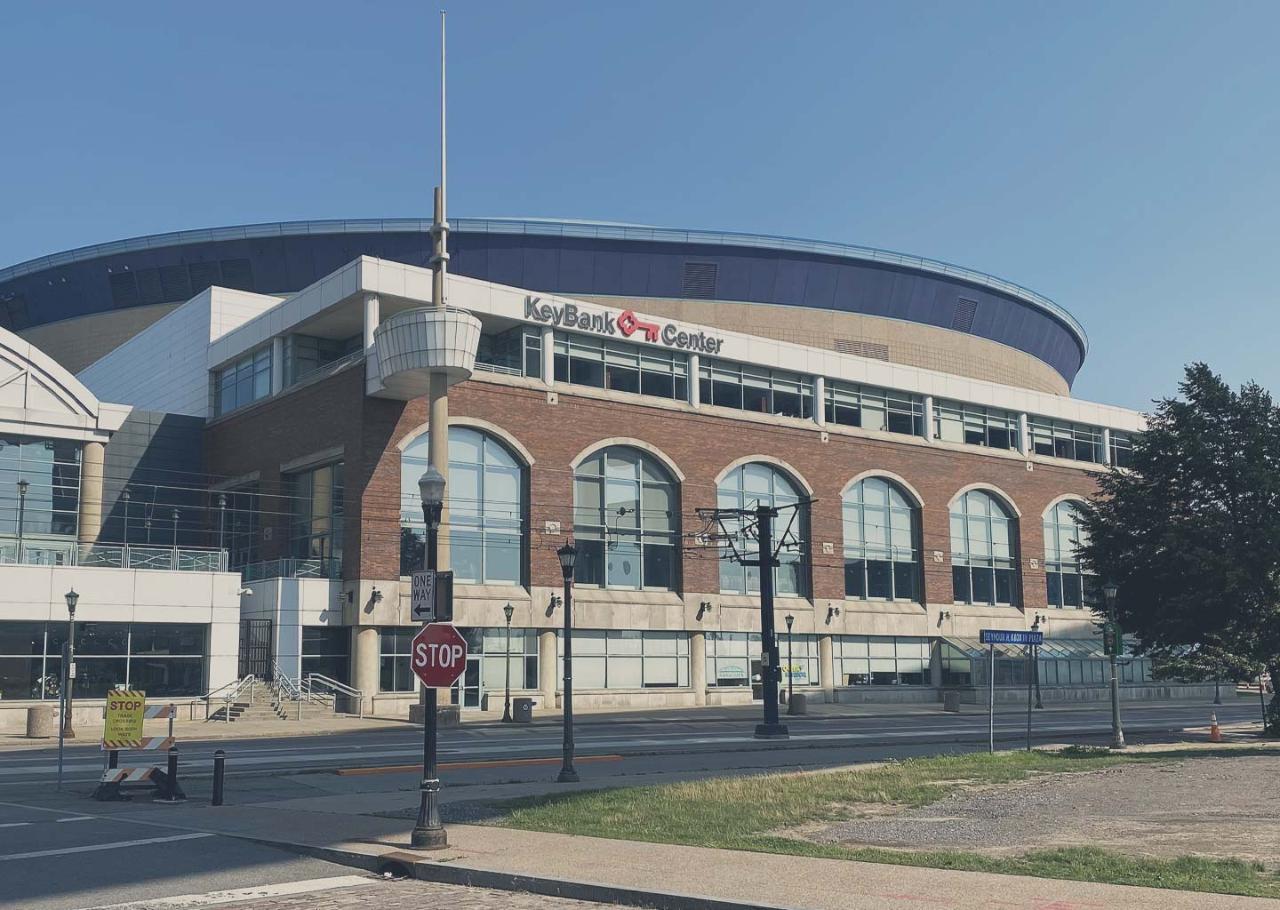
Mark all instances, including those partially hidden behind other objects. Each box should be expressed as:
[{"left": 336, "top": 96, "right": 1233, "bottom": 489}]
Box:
[{"left": 979, "top": 629, "right": 1044, "bottom": 646}]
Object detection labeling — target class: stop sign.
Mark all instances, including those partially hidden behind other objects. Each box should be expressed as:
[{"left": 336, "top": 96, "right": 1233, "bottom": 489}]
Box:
[{"left": 411, "top": 622, "right": 468, "bottom": 688}]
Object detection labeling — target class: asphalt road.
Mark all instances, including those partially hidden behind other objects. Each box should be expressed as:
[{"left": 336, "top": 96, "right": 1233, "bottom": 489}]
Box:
[{"left": 0, "top": 699, "right": 1261, "bottom": 910}]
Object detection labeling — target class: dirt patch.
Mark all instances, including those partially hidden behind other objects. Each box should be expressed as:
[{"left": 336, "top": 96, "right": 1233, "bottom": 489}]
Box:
[{"left": 810, "top": 754, "right": 1280, "bottom": 867}]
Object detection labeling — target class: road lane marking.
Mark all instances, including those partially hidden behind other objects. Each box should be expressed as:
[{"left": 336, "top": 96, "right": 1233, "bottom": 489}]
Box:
[
  {"left": 0, "top": 832, "right": 213, "bottom": 861},
  {"left": 55, "top": 816, "right": 94, "bottom": 822},
  {"left": 336, "top": 753, "right": 625, "bottom": 776},
  {"left": 83, "top": 874, "right": 372, "bottom": 908},
  {"left": 0, "top": 822, "right": 31, "bottom": 828}
]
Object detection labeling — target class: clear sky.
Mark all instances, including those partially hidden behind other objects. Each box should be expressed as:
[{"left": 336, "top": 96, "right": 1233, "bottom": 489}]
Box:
[{"left": 3, "top": 1, "right": 1278, "bottom": 409}]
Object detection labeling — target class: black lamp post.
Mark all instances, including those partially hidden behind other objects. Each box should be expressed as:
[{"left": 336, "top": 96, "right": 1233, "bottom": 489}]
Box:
[
  {"left": 16, "top": 479, "right": 29, "bottom": 564},
  {"left": 784, "top": 613, "right": 795, "bottom": 712},
  {"left": 62, "top": 589, "right": 78, "bottom": 738},
  {"left": 556, "top": 542, "right": 578, "bottom": 783},
  {"left": 171, "top": 508, "right": 180, "bottom": 551},
  {"left": 411, "top": 466, "right": 447, "bottom": 850},
  {"left": 217, "top": 493, "right": 227, "bottom": 566},
  {"left": 501, "top": 602, "right": 515, "bottom": 722},
  {"left": 1031, "top": 613, "right": 1044, "bottom": 710},
  {"left": 121, "top": 489, "right": 131, "bottom": 552},
  {"left": 1102, "top": 581, "right": 1125, "bottom": 749}
]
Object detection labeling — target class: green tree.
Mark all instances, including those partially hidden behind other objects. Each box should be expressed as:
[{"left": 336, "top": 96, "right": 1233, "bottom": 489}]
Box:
[{"left": 1079, "top": 363, "right": 1280, "bottom": 733}]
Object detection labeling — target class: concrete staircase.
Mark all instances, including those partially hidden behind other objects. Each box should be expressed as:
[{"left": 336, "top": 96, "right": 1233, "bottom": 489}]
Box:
[{"left": 206, "top": 678, "right": 337, "bottom": 723}]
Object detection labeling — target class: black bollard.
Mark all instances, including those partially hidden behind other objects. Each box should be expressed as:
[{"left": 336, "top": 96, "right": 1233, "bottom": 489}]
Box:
[
  {"left": 212, "top": 750, "right": 225, "bottom": 806},
  {"left": 108, "top": 750, "right": 118, "bottom": 770},
  {"left": 166, "top": 746, "right": 179, "bottom": 800}
]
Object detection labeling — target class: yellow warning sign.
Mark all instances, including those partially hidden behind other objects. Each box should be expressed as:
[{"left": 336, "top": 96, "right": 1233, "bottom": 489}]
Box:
[{"left": 102, "top": 689, "right": 146, "bottom": 750}]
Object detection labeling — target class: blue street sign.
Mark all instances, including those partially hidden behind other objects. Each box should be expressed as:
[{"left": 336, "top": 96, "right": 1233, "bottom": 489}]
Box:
[{"left": 979, "top": 629, "right": 1044, "bottom": 646}]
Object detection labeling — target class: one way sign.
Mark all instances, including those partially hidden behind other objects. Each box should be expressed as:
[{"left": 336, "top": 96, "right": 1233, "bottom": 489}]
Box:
[{"left": 410, "top": 570, "right": 453, "bottom": 622}]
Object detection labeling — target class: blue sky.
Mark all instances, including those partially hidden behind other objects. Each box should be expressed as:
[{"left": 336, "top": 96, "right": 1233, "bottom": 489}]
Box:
[{"left": 3, "top": 1, "right": 1278, "bottom": 409}]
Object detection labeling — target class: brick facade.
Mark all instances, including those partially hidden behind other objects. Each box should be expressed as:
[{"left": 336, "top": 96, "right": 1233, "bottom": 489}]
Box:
[{"left": 206, "top": 365, "right": 1100, "bottom": 614}]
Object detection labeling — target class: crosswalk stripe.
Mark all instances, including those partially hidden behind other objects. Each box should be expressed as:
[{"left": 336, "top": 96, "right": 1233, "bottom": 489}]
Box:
[{"left": 0, "top": 832, "right": 213, "bottom": 861}]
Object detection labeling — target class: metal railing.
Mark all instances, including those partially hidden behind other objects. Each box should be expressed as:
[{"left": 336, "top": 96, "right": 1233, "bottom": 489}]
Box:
[
  {"left": 240, "top": 557, "right": 341, "bottom": 582},
  {"left": 303, "top": 673, "right": 364, "bottom": 719},
  {"left": 0, "top": 542, "right": 229, "bottom": 573},
  {"left": 202, "top": 675, "right": 255, "bottom": 723}
]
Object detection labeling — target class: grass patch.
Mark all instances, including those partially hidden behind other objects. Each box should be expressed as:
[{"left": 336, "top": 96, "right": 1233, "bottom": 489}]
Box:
[{"left": 490, "top": 748, "right": 1280, "bottom": 899}]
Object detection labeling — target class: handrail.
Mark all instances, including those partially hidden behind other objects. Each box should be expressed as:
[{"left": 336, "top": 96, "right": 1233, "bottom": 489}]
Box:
[
  {"left": 202, "top": 674, "right": 254, "bottom": 723},
  {"left": 303, "top": 673, "right": 365, "bottom": 719}
]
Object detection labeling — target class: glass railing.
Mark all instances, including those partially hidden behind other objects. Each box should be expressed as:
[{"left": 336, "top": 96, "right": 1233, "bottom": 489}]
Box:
[{"left": 240, "top": 556, "right": 342, "bottom": 582}]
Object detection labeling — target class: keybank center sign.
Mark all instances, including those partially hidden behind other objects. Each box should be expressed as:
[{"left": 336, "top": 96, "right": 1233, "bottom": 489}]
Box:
[{"left": 524, "top": 297, "right": 725, "bottom": 354}]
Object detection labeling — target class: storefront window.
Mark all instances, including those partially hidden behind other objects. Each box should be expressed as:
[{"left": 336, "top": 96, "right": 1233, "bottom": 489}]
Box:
[
  {"left": 705, "top": 632, "right": 820, "bottom": 690},
  {"left": 833, "top": 636, "right": 930, "bottom": 686},
  {"left": 0, "top": 621, "right": 206, "bottom": 699},
  {"left": 452, "top": 627, "right": 539, "bottom": 708},
  {"left": 558, "top": 630, "right": 689, "bottom": 689},
  {"left": 301, "top": 626, "right": 349, "bottom": 684}
]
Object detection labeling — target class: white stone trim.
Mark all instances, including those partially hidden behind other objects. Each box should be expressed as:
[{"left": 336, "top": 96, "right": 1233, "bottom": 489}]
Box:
[
  {"left": 839, "top": 470, "right": 925, "bottom": 508},
  {"left": 394, "top": 416, "right": 536, "bottom": 466},
  {"left": 948, "top": 482, "right": 1022, "bottom": 517},
  {"left": 1042, "top": 492, "right": 1090, "bottom": 516},
  {"left": 569, "top": 438, "right": 686, "bottom": 482},
  {"left": 713, "top": 455, "right": 814, "bottom": 495}
]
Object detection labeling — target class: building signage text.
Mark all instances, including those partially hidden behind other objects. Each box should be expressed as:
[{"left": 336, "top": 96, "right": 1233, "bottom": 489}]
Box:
[{"left": 524, "top": 297, "right": 725, "bottom": 354}]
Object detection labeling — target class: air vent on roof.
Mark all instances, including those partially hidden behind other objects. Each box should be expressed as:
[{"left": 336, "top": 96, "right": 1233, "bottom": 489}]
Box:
[
  {"left": 220, "top": 258, "right": 254, "bottom": 291},
  {"left": 834, "top": 338, "right": 890, "bottom": 361},
  {"left": 188, "top": 261, "right": 222, "bottom": 294},
  {"left": 682, "top": 261, "right": 718, "bottom": 299},
  {"left": 159, "top": 264, "right": 191, "bottom": 300},
  {"left": 109, "top": 271, "right": 140, "bottom": 308},
  {"left": 952, "top": 297, "right": 978, "bottom": 333},
  {"left": 136, "top": 268, "right": 165, "bottom": 306}
]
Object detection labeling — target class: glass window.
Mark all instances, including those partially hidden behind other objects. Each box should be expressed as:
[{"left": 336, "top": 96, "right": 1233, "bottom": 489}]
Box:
[
  {"left": 573, "top": 447, "right": 677, "bottom": 590},
  {"left": 220, "top": 483, "right": 259, "bottom": 570},
  {"left": 834, "top": 636, "right": 930, "bottom": 686},
  {"left": 934, "top": 402, "right": 1020, "bottom": 450},
  {"left": 950, "top": 490, "right": 1017, "bottom": 606},
  {"left": 843, "top": 477, "right": 919, "bottom": 601},
  {"left": 1044, "top": 500, "right": 1094, "bottom": 609},
  {"left": 283, "top": 334, "right": 360, "bottom": 387},
  {"left": 698, "top": 360, "right": 813, "bottom": 419},
  {"left": 287, "top": 462, "right": 343, "bottom": 577},
  {"left": 401, "top": 428, "right": 525, "bottom": 584},
  {"left": 560, "top": 631, "right": 689, "bottom": 689},
  {"left": 825, "top": 383, "right": 925, "bottom": 436},
  {"left": 1109, "top": 431, "right": 1135, "bottom": 468},
  {"left": 717, "top": 463, "right": 808, "bottom": 597},
  {"left": 302, "top": 626, "right": 349, "bottom": 684},
  {"left": 476, "top": 326, "right": 542, "bottom": 378},
  {"left": 0, "top": 436, "right": 82, "bottom": 558},
  {"left": 1029, "top": 417, "right": 1104, "bottom": 463},
  {"left": 212, "top": 346, "right": 273, "bottom": 416},
  {"left": 552, "top": 332, "right": 687, "bottom": 402},
  {"left": 378, "top": 627, "right": 417, "bottom": 693}
]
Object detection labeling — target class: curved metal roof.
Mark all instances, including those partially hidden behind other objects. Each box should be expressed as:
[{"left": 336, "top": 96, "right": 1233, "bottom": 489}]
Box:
[{"left": 0, "top": 216, "right": 1087, "bottom": 354}]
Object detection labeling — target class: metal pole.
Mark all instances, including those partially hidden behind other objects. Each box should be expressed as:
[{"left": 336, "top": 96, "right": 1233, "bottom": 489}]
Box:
[
  {"left": 411, "top": 512, "right": 446, "bottom": 849},
  {"left": 755, "top": 505, "right": 787, "bottom": 738},
  {"left": 212, "top": 750, "right": 226, "bottom": 806},
  {"left": 558, "top": 570, "right": 578, "bottom": 782},
  {"left": 988, "top": 641, "right": 995, "bottom": 754},
  {"left": 1108, "top": 599, "right": 1125, "bottom": 749},
  {"left": 1033, "top": 644, "right": 1043, "bottom": 709},
  {"left": 16, "top": 481, "right": 26, "bottom": 564},
  {"left": 1025, "top": 644, "right": 1033, "bottom": 751},
  {"left": 502, "top": 613, "right": 513, "bottom": 723},
  {"left": 1214, "top": 676, "right": 1222, "bottom": 706},
  {"left": 1261, "top": 672, "right": 1269, "bottom": 736},
  {"left": 63, "top": 615, "right": 76, "bottom": 738},
  {"left": 56, "top": 650, "right": 66, "bottom": 790},
  {"left": 218, "top": 494, "right": 227, "bottom": 556},
  {"left": 786, "top": 626, "right": 794, "bottom": 707}
]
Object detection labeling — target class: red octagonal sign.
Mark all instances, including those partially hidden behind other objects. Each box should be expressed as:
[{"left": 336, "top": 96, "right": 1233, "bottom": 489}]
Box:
[{"left": 411, "top": 622, "right": 468, "bottom": 688}]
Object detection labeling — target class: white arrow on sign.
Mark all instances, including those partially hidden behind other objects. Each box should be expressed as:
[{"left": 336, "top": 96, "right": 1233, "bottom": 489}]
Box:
[{"left": 410, "top": 570, "right": 436, "bottom": 622}]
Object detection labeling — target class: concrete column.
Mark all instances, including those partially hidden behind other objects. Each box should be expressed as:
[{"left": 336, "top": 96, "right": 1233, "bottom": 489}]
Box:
[
  {"left": 813, "top": 375, "right": 826, "bottom": 426},
  {"left": 428, "top": 373, "right": 451, "bottom": 571},
  {"left": 688, "top": 353, "right": 700, "bottom": 408},
  {"left": 541, "top": 326, "right": 555, "bottom": 387},
  {"left": 689, "top": 630, "right": 707, "bottom": 706},
  {"left": 538, "top": 629, "right": 558, "bottom": 707},
  {"left": 921, "top": 395, "right": 934, "bottom": 442},
  {"left": 77, "top": 441, "right": 105, "bottom": 547},
  {"left": 819, "top": 633, "right": 836, "bottom": 702},
  {"left": 363, "top": 293, "right": 380, "bottom": 351},
  {"left": 352, "top": 626, "right": 380, "bottom": 715},
  {"left": 271, "top": 336, "right": 285, "bottom": 395},
  {"left": 1102, "top": 428, "right": 1113, "bottom": 465},
  {"left": 1018, "top": 412, "right": 1031, "bottom": 456}
]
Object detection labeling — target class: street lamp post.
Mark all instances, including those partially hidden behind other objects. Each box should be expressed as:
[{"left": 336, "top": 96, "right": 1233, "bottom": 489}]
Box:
[
  {"left": 411, "top": 466, "right": 447, "bottom": 850},
  {"left": 16, "top": 479, "right": 29, "bottom": 564},
  {"left": 217, "top": 493, "right": 227, "bottom": 566},
  {"left": 784, "top": 614, "right": 795, "bottom": 713},
  {"left": 1103, "top": 581, "right": 1125, "bottom": 749},
  {"left": 62, "top": 589, "right": 78, "bottom": 738},
  {"left": 557, "top": 542, "right": 578, "bottom": 783},
  {"left": 171, "top": 508, "right": 180, "bottom": 551},
  {"left": 121, "top": 489, "right": 132, "bottom": 554},
  {"left": 1031, "top": 613, "right": 1044, "bottom": 710},
  {"left": 501, "top": 602, "right": 515, "bottom": 723}
]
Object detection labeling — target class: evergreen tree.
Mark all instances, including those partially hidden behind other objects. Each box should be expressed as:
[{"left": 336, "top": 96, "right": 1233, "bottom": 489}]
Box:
[{"left": 1079, "top": 363, "right": 1280, "bottom": 733}]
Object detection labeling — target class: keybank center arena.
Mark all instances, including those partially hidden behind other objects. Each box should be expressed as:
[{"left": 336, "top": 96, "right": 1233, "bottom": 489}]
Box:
[{"left": 0, "top": 218, "right": 1207, "bottom": 728}]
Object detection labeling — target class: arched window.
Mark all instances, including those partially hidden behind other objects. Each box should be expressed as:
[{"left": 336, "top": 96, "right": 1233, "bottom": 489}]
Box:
[
  {"left": 950, "top": 490, "right": 1017, "bottom": 605},
  {"left": 717, "top": 463, "right": 807, "bottom": 597},
  {"left": 843, "top": 477, "right": 919, "bottom": 601},
  {"left": 1044, "top": 500, "right": 1093, "bottom": 609},
  {"left": 401, "top": 427, "right": 524, "bottom": 584},
  {"left": 573, "top": 447, "right": 678, "bottom": 590}
]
